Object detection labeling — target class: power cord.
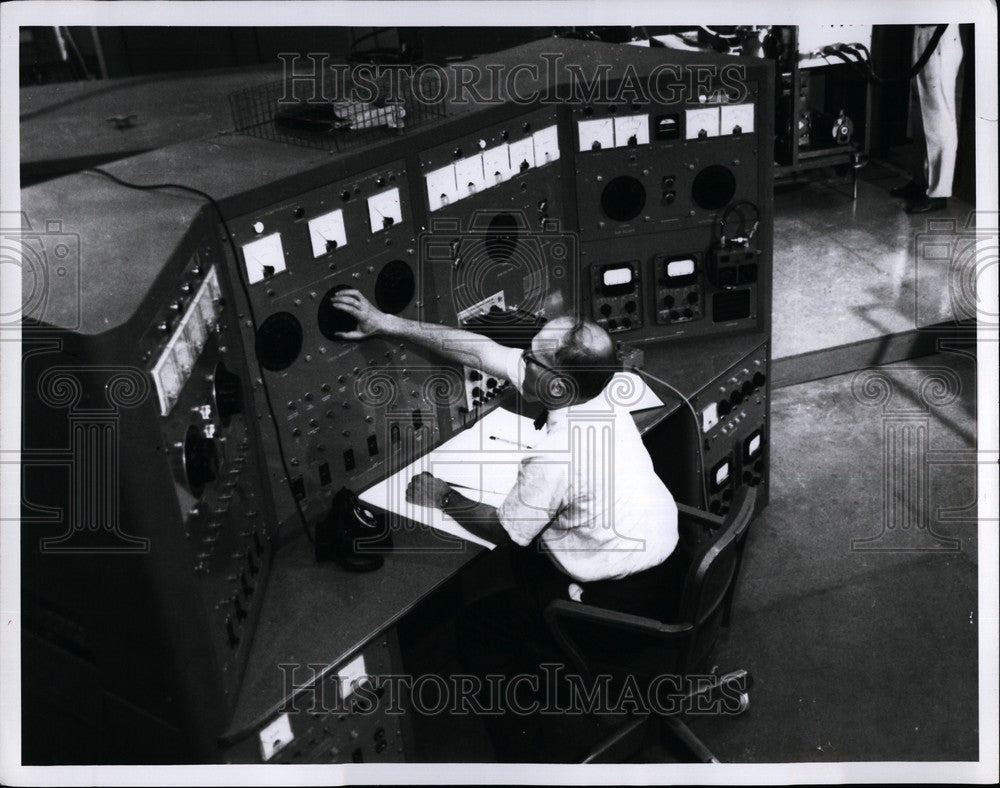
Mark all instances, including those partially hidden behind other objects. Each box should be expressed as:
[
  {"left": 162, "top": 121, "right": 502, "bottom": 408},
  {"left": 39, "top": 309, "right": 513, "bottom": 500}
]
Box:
[
  {"left": 718, "top": 200, "right": 760, "bottom": 249},
  {"left": 847, "top": 41, "right": 872, "bottom": 62},
  {"left": 817, "top": 26, "right": 948, "bottom": 86},
  {"left": 627, "top": 364, "right": 709, "bottom": 510},
  {"left": 85, "top": 167, "right": 316, "bottom": 543}
]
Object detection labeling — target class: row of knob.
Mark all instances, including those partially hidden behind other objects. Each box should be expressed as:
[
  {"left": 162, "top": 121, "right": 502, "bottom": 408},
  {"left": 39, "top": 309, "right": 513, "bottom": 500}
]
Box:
[
  {"left": 605, "top": 317, "right": 635, "bottom": 331},
  {"left": 662, "top": 291, "right": 700, "bottom": 308},
  {"left": 468, "top": 381, "right": 510, "bottom": 409},
  {"left": 599, "top": 301, "right": 637, "bottom": 316},
  {"left": 225, "top": 528, "right": 267, "bottom": 647},
  {"left": 707, "top": 458, "right": 766, "bottom": 515},
  {"left": 716, "top": 372, "right": 766, "bottom": 417},
  {"left": 155, "top": 264, "right": 209, "bottom": 335},
  {"left": 598, "top": 299, "right": 639, "bottom": 332}
]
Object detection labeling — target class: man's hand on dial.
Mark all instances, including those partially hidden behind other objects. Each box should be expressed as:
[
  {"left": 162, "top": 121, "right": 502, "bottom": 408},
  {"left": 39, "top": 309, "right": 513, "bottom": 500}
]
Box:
[
  {"left": 329, "top": 288, "right": 396, "bottom": 340},
  {"left": 405, "top": 472, "right": 452, "bottom": 509}
]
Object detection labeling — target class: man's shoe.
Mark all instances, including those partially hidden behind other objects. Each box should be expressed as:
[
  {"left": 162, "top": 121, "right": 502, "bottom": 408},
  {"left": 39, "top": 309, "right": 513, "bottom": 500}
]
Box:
[
  {"left": 906, "top": 196, "right": 948, "bottom": 214},
  {"left": 890, "top": 181, "right": 925, "bottom": 200}
]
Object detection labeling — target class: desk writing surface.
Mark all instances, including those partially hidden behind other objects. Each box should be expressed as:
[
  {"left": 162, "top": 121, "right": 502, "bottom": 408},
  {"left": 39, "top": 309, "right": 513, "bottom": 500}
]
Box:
[
  {"left": 225, "top": 330, "right": 767, "bottom": 738},
  {"left": 224, "top": 516, "right": 487, "bottom": 741}
]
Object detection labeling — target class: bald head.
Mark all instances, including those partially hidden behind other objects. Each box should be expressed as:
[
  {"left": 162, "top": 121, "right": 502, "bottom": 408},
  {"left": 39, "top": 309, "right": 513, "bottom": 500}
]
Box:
[{"left": 529, "top": 316, "right": 618, "bottom": 404}]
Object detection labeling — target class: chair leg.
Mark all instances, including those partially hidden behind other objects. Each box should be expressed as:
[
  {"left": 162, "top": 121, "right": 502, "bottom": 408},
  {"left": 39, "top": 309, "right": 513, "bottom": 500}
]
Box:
[
  {"left": 661, "top": 716, "right": 720, "bottom": 763},
  {"left": 659, "top": 668, "right": 751, "bottom": 763},
  {"left": 679, "top": 668, "right": 751, "bottom": 707},
  {"left": 577, "top": 670, "right": 751, "bottom": 764},
  {"left": 580, "top": 716, "right": 649, "bottom": 764}
]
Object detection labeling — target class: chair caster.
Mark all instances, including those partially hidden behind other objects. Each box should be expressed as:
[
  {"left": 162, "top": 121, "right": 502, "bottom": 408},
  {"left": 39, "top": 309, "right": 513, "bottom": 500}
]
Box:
[{"left": 736, "top": 691, "right": 750, "bottom": 713}]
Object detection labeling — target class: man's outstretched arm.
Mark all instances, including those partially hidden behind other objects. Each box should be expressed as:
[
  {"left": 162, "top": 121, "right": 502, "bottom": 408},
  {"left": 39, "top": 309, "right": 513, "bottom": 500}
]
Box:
[{"left": 329, "top": 288, "right": 514, "bottom": 380}]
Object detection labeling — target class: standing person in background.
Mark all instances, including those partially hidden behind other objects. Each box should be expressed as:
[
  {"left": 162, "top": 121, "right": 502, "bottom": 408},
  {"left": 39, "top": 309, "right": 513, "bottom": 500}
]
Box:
[{"left": 892, "top": 24, "right": 964, "bottom": 214}]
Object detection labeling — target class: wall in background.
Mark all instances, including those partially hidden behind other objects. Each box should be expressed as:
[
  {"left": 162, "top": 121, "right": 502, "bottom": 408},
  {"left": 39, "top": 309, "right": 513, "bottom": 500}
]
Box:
[{"left": 18, "top": 27, "right": 550, "bottom": 84}]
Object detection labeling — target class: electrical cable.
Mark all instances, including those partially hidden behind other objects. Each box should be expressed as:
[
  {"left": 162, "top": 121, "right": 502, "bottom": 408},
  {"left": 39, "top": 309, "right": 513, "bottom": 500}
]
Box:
[
  {"left": 699, "top": 25, "right": 742, "bottom": 53},
  {"left": 84, "top": 167, "right": 317, "bottom": 543},
  {"left": 823, "top": 46, "right": 879, "bottom": 84},
  {"left": 839, "top": 44, "right": 867, "bottom": 65},
  {"left": 837, "top": 44, "right": 882, "bottom": 84},
  {"left": 718, "top": 200, "right": 760, "bottom": 247},
  {"left": 817, "top": 25, "right": 948, "bottom": 86},
  {"left": 626, "top": 364, "right": 709, "bottom": 510},
  {"left": 849, "top": 41, "right": 872, "bottom": 62}
]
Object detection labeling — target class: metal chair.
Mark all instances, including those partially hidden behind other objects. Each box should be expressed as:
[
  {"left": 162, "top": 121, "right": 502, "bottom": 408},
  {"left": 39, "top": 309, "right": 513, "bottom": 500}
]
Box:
[{"left": 544, "top": 486, "right": 757, "bottom": 763}]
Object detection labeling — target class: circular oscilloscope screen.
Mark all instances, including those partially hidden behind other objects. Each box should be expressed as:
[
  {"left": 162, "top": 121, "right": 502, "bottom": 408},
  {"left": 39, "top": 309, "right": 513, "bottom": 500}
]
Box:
[
  {"left": 255, "top": 311, "right": 304, "bottom": 371},
  {"left": 374, "top": 260, "right": 416, "bottom": 315},
  {"left": 692, "top": 164, "right": 737, "bottom": 211},
  {"left": 484, "top": 213, "right": 520, "bottom": 263},
  {"left": 600, "top": 176, "right": 647, "bottom": 222},
  {"left": 317, "top": 285, "right": 359, "bottom": 340}
]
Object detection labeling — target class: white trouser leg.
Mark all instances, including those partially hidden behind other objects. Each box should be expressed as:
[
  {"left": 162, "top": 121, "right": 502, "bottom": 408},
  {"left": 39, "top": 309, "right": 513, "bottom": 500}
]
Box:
[{"left": 913, "top": 25, "right": 963, "bottom": 198}]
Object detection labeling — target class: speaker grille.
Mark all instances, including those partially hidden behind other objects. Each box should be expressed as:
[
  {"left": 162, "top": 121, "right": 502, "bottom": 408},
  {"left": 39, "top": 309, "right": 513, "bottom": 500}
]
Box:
[{"left": 712, "top": 289, "right": 752, "bottom": 322}]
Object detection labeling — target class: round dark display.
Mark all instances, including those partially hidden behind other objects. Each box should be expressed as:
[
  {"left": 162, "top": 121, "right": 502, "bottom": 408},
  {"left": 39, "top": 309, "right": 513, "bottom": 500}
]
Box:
[
  {"left": 255, "top": 311, "right": 303, "bottom": 371},
  {"left": 183, "top": 424, "right": 218, "bottom": 495},
  {"left": 692, "top": 165, "right": 737, "bottom": 211},
  {"left": 600, "top": 176, "right": 646, "bottom": 222},
  {"left": 318, "top": 285, "right": 358, "bottom": 340},
  {"left": 374, "top": 260, "right": 415, "bottom": 315},
  {"left": 485, "top": 213, "right": 519, "bottom": 263},
  {"left": 213, "top": 360, "right": 243, "bottom": 425}
]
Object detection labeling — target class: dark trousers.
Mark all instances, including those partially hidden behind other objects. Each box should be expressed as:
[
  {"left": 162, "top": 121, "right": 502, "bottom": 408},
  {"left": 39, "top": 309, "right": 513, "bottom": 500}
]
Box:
[{"left": 456, "top": 543, "right": 691, "bottom": 761}]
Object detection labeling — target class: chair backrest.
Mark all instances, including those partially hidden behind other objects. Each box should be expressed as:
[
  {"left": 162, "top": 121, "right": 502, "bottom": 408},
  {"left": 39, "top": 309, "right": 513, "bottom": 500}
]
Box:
[
  {"left": 544, "top": 486, "right": 758, "bottom": 683},
  {"left": 674, "top": 485, "right": 757, "bottom": 672}
]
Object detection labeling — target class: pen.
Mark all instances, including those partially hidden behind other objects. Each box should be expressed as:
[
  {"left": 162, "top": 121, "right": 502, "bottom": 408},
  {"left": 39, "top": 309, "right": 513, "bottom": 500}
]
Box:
[
  {"left": 488, "top": 435, "right": 533, "bottom": 449},
  {"left": 445, "top": 481, "right": 509, "bottom": 496}
]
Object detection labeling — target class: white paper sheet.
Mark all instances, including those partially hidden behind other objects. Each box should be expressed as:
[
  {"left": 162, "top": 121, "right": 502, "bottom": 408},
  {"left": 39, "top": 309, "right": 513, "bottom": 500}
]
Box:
[
  {"left": 359, "top": 449, "right": 502, "bottom": 550},
  {"left": 358, "top": 371, "right": 664, "bottom": 550}
]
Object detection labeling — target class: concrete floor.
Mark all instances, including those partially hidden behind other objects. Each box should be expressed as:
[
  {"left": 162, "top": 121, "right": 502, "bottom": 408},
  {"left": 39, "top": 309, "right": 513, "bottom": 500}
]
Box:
[
  {"left": 685, "top": 348, "right": 979, "bottom": 762},
  {"left": 772, "top": 161, "right": 975, "bottom": 360},
  {"left": 648, "top": 159, "right": 982, "bottom": 758}
]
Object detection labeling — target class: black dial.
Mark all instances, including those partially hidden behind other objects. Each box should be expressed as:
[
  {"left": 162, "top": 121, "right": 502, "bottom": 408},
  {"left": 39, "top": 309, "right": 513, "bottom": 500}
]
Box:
[
  {"left": 318, "top": 285, "right": 358, "bottom": 339},
  {"left": 213, "top": 361, "right": 243, "bottom": 425},
  {"left": 183, "top": 425, "right": 218, "bottom": 495}
]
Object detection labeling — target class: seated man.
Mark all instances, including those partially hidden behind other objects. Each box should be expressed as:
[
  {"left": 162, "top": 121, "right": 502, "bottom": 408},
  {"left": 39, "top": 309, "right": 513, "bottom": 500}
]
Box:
[
  {"left": 329, "top": 288, "right": 680, "bottom": 595},
  {"left": 330, "top": 289, "right": 683, "bottom": 758}
]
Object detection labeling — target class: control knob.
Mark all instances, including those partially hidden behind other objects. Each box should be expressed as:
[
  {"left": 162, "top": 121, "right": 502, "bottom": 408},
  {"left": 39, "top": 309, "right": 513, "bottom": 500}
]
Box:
[{"left": 213, "top": 362, "right": 243, "bottom": 425}]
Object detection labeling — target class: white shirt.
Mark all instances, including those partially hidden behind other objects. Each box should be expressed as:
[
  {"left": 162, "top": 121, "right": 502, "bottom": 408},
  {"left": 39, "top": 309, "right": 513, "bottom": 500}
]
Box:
[{"left": 496, "top": 348, "right": 679, "bottom": 582}]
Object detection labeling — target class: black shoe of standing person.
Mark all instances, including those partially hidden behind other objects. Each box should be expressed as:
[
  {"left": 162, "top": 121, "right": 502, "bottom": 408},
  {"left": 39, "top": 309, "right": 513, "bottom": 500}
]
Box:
[
  {"left": 906, "top": 195, "right": 948, "bottom": 214},
  {"left": 890, "top": 180, "right": 926, "bottom": 200}
]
